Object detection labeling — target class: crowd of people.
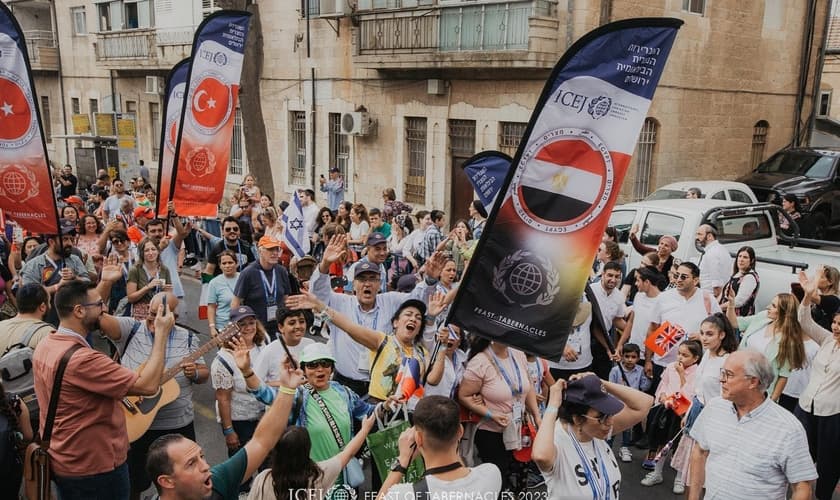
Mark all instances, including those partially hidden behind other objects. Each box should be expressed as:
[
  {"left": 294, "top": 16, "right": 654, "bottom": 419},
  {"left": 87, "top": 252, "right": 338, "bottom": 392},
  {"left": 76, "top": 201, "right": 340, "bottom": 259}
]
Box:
[{"left": 0, "top": 166, "right": 837, "bottom": 500}]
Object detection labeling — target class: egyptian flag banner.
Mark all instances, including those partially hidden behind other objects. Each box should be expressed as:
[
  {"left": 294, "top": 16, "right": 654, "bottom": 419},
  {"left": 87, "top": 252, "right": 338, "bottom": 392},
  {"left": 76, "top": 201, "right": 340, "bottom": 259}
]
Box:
[
  {"left": 447, "top": 18, "right": 682, "bottom": 360},
  {"left": 0, "top": 4, "right": 59, "bottom": 234},
  {"left": 171, "top": 10, "right": 251, "bottom": 216},
  {"left": 156, "top": 58, "right": 190, "bottom": 215}
]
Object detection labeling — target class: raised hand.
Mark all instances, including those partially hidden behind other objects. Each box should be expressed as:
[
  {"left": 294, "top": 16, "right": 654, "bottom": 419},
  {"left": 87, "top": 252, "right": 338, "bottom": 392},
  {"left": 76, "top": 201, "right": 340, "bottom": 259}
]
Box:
[
  {"left": 230, "top": 335, "right": 252, "bottom": 372},
  {"left": 285, "top": 290, "right": 325, "bottom": 312},
  {"left": 153, "top": 302, "right": 175, "bottom": 336},
  {"left": 275, "top": 356, "right": 305, "bottom": 390},
  {"left": 322, "top": 234, "right": 348, "bottom": 265},
  {"left": 427, "top": 291, "right": 448, "bottom": 318},
  {"left": 424, "top": 251, "right": 447, "bottom": 280},
  {"left": 99, "top": 254, "right": 123, "bottom": 283},
  {"left": 547, "top": 378, "right": 567, "bottom": 408}
]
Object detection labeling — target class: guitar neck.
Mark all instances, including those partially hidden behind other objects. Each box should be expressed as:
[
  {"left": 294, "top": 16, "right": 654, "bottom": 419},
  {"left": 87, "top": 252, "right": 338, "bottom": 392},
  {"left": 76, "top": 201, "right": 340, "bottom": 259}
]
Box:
[{"left": 161, "top": 323, "right": 240, "bottom": 383}]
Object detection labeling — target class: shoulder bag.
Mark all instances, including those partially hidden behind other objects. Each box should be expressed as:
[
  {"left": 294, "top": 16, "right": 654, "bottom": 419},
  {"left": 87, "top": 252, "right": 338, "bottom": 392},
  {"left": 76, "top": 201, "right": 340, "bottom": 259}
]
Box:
[{"left": 24, "top": 343, "right": 82, "bottom": 500}]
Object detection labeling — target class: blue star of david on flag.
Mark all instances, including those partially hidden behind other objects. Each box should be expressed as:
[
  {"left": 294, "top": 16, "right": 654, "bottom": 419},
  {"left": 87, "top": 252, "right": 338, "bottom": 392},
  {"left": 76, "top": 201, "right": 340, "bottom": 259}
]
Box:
[{"left": 282, "top": 192, "right": 310, "bottom": 258}]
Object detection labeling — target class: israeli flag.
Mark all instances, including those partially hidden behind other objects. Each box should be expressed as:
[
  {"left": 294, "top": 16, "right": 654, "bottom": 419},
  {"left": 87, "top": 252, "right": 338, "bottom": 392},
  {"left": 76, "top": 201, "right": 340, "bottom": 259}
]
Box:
[{"left": 282, "top": 192, "right": 310, "bottom": 258}]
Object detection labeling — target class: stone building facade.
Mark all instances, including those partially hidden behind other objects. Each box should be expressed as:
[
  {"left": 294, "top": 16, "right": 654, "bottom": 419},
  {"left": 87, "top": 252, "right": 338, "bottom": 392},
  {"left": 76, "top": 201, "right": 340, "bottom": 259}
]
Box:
[{"left": 5, "top": 0, "right": 827, "bottom": 220}]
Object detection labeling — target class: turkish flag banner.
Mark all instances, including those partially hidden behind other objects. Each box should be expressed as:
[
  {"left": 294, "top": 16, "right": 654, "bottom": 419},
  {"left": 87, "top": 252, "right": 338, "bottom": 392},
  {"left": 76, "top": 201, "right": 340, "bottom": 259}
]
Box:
[
  {"left": 447, "top": 19, "right": 682, "bottom": 360},
  {"left": 0, "top": 4, "right": 59, "bottom": 234},
  {"left": 171, "top": 11, "right": 252, "bottom": 217},
  {"left": 156, "top": 58, "right": 190, "bottom": 216}
]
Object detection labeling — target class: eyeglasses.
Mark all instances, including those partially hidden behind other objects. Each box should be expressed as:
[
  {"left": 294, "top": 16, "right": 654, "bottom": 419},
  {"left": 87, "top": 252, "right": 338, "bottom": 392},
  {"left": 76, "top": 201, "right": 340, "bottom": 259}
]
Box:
[
  {"left": 224, "top": 227, "right": 240, "bottom": 233},
  {"left": 78, "top": 300, "right": 105, "bottom": 309},
  {"left": 582, "top": 413, "right": 613, "bottom": 425},
  {"left": 675, "top": 273, "right": 693, "bottom": 281},
  {"left": 305, "top": 359, "right": 334, "bottom": 369},
  {"left": 720, "top": 369, "right": 754, "bottom": 382},
  {"left": 356, "top": 276, "right": 379, "bottom": 284}
]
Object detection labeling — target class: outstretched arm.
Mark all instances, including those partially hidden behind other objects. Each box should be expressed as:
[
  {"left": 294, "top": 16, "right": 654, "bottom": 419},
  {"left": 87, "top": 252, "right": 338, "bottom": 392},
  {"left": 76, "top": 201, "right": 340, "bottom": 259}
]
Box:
[{"left": 286, "top": 291, "right": 384, "bottom": 351}]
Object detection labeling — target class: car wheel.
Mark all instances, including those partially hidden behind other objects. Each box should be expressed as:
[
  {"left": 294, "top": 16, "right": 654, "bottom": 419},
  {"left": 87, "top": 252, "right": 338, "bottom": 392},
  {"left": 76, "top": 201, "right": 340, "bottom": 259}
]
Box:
[{"left": 808, "top": 212, "right": 828, "bottom": 240}]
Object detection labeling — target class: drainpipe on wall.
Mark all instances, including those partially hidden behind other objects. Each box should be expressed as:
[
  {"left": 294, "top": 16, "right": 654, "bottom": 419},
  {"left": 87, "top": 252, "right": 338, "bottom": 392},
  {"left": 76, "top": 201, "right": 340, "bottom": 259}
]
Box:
[
  {"left": 807, "top": 0, "right": 832, "bottom": 144},
  {"left": 599, "top": 0, "right": 612, "bottom": 25},
  {"left": 311, "top": 66, "right": 316, "bottom": 190},
  {"left": 793, "top": 0, "right": 818, "bottom": 147},
  {"left": 50, "top": 1, "right": 70, "bottom": 162}
]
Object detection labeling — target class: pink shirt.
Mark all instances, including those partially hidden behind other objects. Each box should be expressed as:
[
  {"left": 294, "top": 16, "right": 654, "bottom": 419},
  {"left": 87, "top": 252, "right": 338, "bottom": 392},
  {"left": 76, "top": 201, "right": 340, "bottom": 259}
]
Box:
[
  {"left": 655, "top": 361, "right": 697, "bottom": 402},
  {"left": 462, "top": 349, "right": 531, "bottom": 433},
  {"left": 33, "top": 332, "right": 139, "bottom": 476}
]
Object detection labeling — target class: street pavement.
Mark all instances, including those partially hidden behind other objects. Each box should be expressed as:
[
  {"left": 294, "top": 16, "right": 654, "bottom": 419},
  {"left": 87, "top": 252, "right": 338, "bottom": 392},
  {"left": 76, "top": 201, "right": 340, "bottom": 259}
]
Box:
[{"left": 174, "top": 272, "right": 836, "bottom": 499}]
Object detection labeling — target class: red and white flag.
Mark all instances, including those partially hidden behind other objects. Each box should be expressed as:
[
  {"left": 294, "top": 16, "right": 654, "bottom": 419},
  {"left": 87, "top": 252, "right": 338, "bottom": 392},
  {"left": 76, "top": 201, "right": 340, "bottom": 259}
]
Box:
[{"left": 0, "top": 4, "right": 59, "bottom": 234}]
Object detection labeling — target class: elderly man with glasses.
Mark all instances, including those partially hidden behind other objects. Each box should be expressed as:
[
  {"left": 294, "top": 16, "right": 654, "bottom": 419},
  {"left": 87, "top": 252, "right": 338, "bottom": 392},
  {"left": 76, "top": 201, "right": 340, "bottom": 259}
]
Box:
[{"left": 688, "top": 350, "right": 816, "bottom": 500}]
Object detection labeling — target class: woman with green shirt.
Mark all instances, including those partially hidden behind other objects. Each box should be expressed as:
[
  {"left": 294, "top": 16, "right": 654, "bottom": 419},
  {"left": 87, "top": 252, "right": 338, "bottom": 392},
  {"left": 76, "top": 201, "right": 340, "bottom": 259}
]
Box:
[{"left": 727, "top": 290, "right": 807, "bottom": 400}]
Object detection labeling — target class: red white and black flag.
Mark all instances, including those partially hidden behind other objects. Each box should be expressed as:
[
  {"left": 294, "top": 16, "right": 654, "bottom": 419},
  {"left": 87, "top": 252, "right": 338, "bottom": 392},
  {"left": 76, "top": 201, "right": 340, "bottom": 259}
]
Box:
[
  {"left": 171, "top": 10, "right": 251, "bottom": 217},
  {"left": 0, "top": 4, "right": 59, "bottom": 234},
  {"left": 447, "top": 18, "right": 682, "bottom": 360}
]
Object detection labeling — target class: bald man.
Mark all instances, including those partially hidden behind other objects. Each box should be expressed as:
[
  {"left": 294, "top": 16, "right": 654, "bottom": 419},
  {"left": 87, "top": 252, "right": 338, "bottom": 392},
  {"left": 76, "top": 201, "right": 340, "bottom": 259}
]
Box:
[
  {"left": 120, "top": 292, "right": 209, "bottom": 500},
  {"left": 695, "top": 224, "right": 732, "bottom": 298}
]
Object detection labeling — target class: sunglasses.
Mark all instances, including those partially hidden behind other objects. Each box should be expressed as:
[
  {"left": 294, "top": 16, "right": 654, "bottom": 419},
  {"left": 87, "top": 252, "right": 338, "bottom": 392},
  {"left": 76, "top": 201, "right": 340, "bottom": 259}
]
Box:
[
  {"left": 305, "top": 359, "right": 333, "bottom": 369},
  {"left": 582, "top": 413, "right": 612, "bottom": 425},
  {"left": 111, "top": 239, "right": 127, "bottom": 244},
  {"left": 675, "top": 273, "right": 693, "bottom": 281},
  {"left": 224, "top": 227, "right": 240, "bottom": 232}
]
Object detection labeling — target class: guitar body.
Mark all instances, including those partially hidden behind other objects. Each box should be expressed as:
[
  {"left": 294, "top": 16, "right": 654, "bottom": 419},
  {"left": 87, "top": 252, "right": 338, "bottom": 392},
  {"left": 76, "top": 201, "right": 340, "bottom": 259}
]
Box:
[{"left": 123, "top": 378, "right": 180, "bottom": 442}]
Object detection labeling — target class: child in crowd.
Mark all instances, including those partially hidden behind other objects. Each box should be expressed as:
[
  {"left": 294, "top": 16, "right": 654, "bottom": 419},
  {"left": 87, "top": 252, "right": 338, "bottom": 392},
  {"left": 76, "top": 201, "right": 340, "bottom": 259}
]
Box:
[
  {"left": 641, "top": 339, "right": 702, "bottom": 489},
  {"left": 609, "top": 343, "right": 651, "bottom": 463},
  {"left": 526, "top": 353, "right": 555, "bottom": 413}
]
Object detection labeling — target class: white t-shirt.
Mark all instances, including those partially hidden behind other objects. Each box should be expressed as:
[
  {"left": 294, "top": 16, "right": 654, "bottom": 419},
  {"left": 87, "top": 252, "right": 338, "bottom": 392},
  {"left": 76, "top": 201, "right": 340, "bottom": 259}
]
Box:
[
  {"left": 539, "top": 423, "right": 621, "bottom": 499},
  {"left": 549, "top": 300, "right": 593, "bottom": 371},
  {"left": 424, "top": 350, "right": 466, "bottom": 399},
  {"left": 652, "top": 288, "right": 721, "bottom": 367},
  {"left": 248, "top": 455, "right": 342, "bottom": 500},
  {"left": 782, "top": 339, "right": 819, "bottom": 398},
  {"left": 254, "top": 337, "right": 315, "bottom": 383},
  {"left": 591, "top": 282, "right": 627, "bottom": 327},
  {"left": 628, "top": 292, "right": 659, "bottom": 359},
  {"left": 744, "top": 325, "right": 772, "bottom": 354},
  {"left": 383, "top": 463, "right": 502, "bottom": 500},
  {"left": 694, "top": 351, "right": 728, "bottom": 405}
]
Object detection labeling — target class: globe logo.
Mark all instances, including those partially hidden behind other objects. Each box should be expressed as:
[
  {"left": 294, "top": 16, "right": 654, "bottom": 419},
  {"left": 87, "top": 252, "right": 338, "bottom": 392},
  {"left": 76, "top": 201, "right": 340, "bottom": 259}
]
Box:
[
  {"left": 325, "top": 484, "right": 357, "bottom": 500},
  {"left": 186, "top": 146, "right": 215, "bottom": 178},
  {"left": 588, "top": 96, "right": 612, "bottom": 119},
  {"left": 509, "top": 262, "right": 542, "bottom": 296},
  {"left": 2, "top": 171, "right": 27, "bottom": 197}
]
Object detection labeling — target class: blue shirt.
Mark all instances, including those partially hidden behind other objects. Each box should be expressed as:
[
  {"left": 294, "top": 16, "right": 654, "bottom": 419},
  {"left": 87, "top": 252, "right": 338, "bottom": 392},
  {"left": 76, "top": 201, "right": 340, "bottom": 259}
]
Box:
[
  {"left": 608, "top": 363, "right": 651, "bottom": 392},
  {"left": 320, "top": 178, "right": 344, "bottom": 211}
]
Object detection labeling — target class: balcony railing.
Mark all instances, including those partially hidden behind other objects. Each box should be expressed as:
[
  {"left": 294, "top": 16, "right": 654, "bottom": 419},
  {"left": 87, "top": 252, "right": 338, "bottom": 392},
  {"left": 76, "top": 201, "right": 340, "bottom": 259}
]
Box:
[
  {"left": 95, "top": 27, "right": 193, "bottom": 69},
  {"left": 23, "top": 29, "right": 58, "bottom": 71},
  {"left": 357, "top": 0, "right": 556, "bottom": 54}
]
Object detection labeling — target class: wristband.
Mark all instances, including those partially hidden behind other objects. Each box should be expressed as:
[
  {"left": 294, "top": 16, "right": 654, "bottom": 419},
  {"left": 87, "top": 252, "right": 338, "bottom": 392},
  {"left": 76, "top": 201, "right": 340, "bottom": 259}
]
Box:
[
  {"left": 222, "top": 427, "right": 235, "bottom": 436},
  {"left": 277, "top": 385, "right": 297, "bottom": 395},
  {"left": 483, "top": 410, "right": 492, "bottom": 421},
  {"left": 544, "top": 405, "right": 559, "bottom": 414},
  {"left": 241, "top": 370, "right": 255, "bottom": 379},
  {"left": 209, "top": 324, "right": 216, "bottom": 328}
]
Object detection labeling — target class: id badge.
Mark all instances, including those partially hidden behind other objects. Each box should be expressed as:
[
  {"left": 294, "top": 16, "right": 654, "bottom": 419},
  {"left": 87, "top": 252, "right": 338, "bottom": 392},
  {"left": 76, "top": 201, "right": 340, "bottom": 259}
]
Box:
[
  {"left": 512, "top": 401, "right": 523, "bottom": 424},
  {"left": 266, "top": 305, "right": 277, "bottom": 322},
  {"left": 357, "top": 354, "right": 370, "bottom": 373},
  {"left": 567, "top": 329, "right": 582, "bottom": 354}
]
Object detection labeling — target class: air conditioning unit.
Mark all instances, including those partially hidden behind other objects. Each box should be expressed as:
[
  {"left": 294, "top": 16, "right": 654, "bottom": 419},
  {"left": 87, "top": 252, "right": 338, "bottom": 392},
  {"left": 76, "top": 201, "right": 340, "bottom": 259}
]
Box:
[
  {"left": 145, "top": 76, "right": 162, "bottom": 95},
  {"left": 340, "top": 112, "right": 371, "bottom": 136},
  {"left": 319, "top": 0, "right": 352, "bottom": 17}
]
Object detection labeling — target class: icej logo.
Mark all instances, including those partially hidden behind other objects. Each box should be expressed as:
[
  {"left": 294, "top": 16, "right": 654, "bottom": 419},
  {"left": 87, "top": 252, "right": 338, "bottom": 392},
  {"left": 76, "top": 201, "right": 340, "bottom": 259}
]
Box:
[{"left": 553, "top": 90, "right": 612, "bottom": 120}]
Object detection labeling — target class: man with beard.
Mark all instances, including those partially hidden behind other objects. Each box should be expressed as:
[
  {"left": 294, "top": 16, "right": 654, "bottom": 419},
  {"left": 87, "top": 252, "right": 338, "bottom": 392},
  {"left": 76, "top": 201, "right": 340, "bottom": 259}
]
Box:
[
  {"left": 32, "top": 279, "right": 174, "bottom": 499},
  {"left": 145, "top": 207, "right": 190, "bottom": 304},
  {"left": 103, "top": 178, "right": 136, "bottom": 219},
  {"left": 203, "top": 216, "right": 255, "bottom": 277},
  {"left": 695, "top": 224, "right": 732, "bottom": 299},
  {"left": 20, "top": 219, "right": 91, "bottom": 326}
]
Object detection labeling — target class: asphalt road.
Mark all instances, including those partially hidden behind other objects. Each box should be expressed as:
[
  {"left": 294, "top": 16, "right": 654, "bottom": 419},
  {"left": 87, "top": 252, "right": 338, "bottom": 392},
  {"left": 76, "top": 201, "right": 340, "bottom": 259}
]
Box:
[{"left": 174, "top": 272, "right": 836, "bottom": 500}]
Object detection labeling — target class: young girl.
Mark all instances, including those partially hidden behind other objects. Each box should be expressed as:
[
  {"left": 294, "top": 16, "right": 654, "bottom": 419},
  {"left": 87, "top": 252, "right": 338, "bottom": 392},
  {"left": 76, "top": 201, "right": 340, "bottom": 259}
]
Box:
[
  {"left": 641, "top": 339, "right": 702, "bottom": 489},
  {"left": 670, "top": 314, "right": 738, "bottom": 494}
]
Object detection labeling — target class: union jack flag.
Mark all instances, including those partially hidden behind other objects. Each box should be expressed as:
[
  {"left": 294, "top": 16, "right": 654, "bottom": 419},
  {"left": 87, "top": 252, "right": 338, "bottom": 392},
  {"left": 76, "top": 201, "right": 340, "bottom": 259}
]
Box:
[{"left": 645, "top": 321, "right": 685, "bottom": 357}]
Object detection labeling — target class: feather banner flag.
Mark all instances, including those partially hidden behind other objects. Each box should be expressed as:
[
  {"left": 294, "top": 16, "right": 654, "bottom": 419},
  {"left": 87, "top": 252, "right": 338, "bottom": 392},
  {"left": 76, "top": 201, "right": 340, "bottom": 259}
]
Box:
[
  {"left": 0, "top": 4, "right": 59, "bottom": 234},
  {"left": 171, "top": 10, "right": 251, "bottom": 216},
  {"left": 156, "top": 58, "right": 190, "bottom": 216},
  {"left": 447, "top": 18, "right": 682, "bottom": 360}
]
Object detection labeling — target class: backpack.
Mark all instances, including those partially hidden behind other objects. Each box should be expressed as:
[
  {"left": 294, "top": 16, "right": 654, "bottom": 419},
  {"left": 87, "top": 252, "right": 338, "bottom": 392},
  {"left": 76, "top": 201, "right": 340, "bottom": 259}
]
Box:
[
  {"left": 0, "top": 400, "right": 24, "bottom": 494},
  {"left": 0, "top": 321, "right": 51, "bottom": 420}
]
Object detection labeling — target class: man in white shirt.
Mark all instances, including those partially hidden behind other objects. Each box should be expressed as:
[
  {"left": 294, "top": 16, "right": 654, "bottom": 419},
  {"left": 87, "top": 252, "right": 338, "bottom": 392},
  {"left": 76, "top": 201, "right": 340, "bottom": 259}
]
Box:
[
  {"left": 591, "top": 262, "right": 628, "bottom": 330},
  {"left": 299, "top": 189, "right": 320, "bottom": 234},
  {"left": 617, "top": 266, "right": 662, "bottom": 361},
  {"left": 379, "top": 396, "right": 501, "bottom": 499},
  {"left": 689, "top": 350, "right": 816, "bottom": 500},
  {"left": 644, "top": 262, "right": 720, "bottom": 389},
  {"left": 695, "top": 224, "right": 732, "bottom": 298},
  {"left": 102, "top": 179, "right": 136, "bottom": 219}
]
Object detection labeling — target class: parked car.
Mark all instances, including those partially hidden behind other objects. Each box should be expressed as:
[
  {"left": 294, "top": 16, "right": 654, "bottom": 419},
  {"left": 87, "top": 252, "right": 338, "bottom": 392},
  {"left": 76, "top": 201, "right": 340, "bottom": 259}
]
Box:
[
  {"left": 644, "top": 180, "right": 758, "bottom": 203},
  {"left": 737, "top": 147, "right": 840, "bottom": 239},
  {"left": 609, "top": 199, "right": 840, "bottom": 310}
]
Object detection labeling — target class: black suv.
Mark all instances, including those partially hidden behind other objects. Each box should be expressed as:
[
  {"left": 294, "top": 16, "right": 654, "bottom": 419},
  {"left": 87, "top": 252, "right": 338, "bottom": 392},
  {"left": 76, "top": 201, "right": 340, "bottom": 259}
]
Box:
[{"left": 738, "top": 147, "right": 840, "bottom": 239}]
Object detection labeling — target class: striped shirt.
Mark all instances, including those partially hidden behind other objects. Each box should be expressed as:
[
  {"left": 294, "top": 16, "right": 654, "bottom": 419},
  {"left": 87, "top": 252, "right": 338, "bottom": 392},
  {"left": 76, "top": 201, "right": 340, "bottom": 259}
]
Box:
[{"left": 689, "top": 396, "right": 817, "bottom": 499}]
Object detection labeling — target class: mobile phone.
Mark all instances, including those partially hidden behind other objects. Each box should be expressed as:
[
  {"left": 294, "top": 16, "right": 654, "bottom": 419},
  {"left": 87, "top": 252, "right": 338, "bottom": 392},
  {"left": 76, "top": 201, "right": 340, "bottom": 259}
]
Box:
[{"left": 320, "top": 174, "right": 325, "bottom": 178}]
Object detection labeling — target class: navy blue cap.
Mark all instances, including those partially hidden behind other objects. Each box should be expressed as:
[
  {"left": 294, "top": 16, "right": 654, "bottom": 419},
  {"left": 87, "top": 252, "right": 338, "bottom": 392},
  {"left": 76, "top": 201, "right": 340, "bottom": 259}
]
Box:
[
  {"left": 354, "top": 261, "right": 381, "bottom": 278},
  {"left": 366, "top": 232, "right": 387, "bottom": 247}
]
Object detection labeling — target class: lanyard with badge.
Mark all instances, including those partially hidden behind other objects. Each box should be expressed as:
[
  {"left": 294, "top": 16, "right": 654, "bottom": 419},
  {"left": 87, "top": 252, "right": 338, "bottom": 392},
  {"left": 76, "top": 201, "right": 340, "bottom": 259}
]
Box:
[
  {"left": 490, "top": 348, "right": 524, "bottom": 424},
  {"left": 260, "top": 267, "right": 278, "bottom": 323},
  {"left": 569, "top": 429, "right": 611, "bottom": 500}
]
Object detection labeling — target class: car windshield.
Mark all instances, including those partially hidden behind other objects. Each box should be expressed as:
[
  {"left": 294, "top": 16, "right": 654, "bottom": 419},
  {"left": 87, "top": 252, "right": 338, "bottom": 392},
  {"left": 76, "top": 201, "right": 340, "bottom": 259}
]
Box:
[
  {"left": 645, "top": 189, "right": 701, "bottom": 201},
  {"left": 756, "top": 152, "right": 835, "bottom": 179}
]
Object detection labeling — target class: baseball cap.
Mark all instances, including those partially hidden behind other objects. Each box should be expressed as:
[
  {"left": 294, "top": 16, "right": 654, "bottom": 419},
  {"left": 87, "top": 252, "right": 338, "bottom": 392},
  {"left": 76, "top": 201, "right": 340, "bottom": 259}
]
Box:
[
  {"left": 295, "top": 256, "right": 317, "bottom": 280},
  {"left": 396, "top": 274, "right": 418, "bottom": 293},
  {"left": 58, "top": 218, "right": 77, "bottom": 236},
  {"left": 329, "top": 167, "right": 340, "bottom": 173},
  {"left": 133, "top": 206, "right": 155, "bottom": 219},
  {"left": 300, "top": 343, "right": 335, "bottom": 365},
  {"left": 230, "top": 305, "right": 257, "bottom": 324},
  {"left": 258, "top": 235, "right": 282, "bottom": 249},
  {"left": 64, "top": 195, "right": 83, "bottom": 205},
  {"left": 366, "top": 232, "right": 386, "bottom": 247},
  {"left": 393, "top": 299, "right": 426, "bottom": 321},
  {"left": 564, "top": 374, "right": 624, "bottom": 416},
  {"left": 354, "top": 261, "right": 381, "bottom": 278}
]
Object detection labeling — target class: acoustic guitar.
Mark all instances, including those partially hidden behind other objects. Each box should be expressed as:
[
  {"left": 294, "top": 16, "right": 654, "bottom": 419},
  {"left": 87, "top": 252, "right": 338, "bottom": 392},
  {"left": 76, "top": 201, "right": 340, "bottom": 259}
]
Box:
[{"left": 122, "top": 322, "right": 240, "bottom": 442}]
